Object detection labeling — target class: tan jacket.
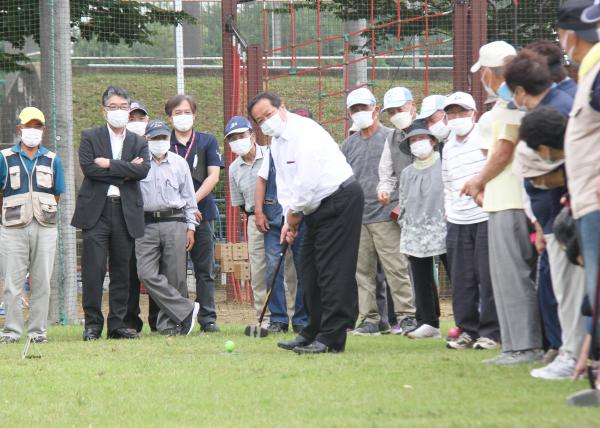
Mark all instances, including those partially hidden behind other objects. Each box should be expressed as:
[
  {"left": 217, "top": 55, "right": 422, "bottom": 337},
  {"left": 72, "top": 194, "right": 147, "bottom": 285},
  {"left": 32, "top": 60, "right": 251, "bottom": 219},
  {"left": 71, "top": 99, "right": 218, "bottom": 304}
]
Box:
[{"left": 565, "top": 53, "right": 600, "bottom": 219}]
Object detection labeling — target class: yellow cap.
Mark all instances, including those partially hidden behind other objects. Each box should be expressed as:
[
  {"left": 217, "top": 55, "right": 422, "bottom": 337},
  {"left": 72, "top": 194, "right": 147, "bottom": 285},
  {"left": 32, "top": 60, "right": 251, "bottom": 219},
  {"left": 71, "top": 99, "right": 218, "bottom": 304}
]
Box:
[{"left": 18, "top": 107, "right": 45, "bottom": 126}]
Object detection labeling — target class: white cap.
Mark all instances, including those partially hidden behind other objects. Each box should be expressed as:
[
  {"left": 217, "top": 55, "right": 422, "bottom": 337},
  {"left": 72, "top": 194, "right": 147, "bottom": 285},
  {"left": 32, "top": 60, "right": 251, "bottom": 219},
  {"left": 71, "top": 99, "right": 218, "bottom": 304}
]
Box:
[
  {"left": 382, "top": 87, "right": 413, "bottom": 111},
  {"left": 470, "top": 41, "right": 517, "bottom": 73},
  {"left": 470, "top": 110, "right": 494, "bottom": 150},
  {"left": 444, "top": 92, "right": 477, "bottom": 111},
  {"left": 416, "top": 95, "right": 447, "bottom": 119},
  {"left": 346, "top": 87, "right": 376, "bottom": 109}
]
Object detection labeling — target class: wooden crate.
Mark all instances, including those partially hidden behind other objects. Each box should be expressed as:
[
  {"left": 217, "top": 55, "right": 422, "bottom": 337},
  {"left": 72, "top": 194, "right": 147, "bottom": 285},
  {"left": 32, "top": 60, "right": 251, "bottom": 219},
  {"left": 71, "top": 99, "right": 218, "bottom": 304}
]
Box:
[
  {"left": 232, "top": 243, "right": 249, "bottom": 261},
  {"left": 233, "top": 262, "right": 251, "bottom": 281},
  {"left": 215, "top": 243, "right": 233, "bottom": 262},
  {"left": 220, "top": 256, "right": 236, "bottom": 273}
]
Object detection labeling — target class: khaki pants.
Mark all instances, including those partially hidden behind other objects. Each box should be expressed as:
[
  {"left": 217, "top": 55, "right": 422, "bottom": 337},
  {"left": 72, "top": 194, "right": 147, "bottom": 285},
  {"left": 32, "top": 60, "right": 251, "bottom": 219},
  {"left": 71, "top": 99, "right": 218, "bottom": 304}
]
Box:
[
  {"left": 284, "top": 250, "right": 297, "bottom": 318},
  {"left": 1, "top": 221, "right": 57, "bottom": 339},
  {"left": 545, "top": 234, "right": 587, "bottom": 360},
  {"left": 356, "top": 221, "right": 414, "bottom": 324},
  {"left": 247, "top": 215, "right": 269, "bottom": 327}
]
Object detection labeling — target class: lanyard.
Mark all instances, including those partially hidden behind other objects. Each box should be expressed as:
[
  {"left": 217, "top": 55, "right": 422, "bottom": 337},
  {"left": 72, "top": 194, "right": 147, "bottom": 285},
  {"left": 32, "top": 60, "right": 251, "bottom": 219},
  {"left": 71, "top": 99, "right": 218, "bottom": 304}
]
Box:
[{"left": 175, "top": 132, "right": 196, "bottom": 160}]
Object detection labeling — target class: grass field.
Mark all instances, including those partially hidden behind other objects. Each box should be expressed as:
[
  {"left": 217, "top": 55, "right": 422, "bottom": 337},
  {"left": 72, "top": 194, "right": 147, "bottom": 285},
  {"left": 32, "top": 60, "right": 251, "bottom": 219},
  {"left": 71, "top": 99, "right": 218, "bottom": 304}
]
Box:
[{"left": 0, "top": 322, "right": 597, "bottom": 427}]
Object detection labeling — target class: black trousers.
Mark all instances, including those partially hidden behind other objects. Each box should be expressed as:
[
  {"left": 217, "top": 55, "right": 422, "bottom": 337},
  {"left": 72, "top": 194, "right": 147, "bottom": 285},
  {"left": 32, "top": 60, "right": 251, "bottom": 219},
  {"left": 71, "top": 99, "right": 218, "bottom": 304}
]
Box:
[
  {"left": 81, "top": 198, "right": 134, "bottom": 334},
  {"left": 408, "top": 254, "right": 446, "bottom": 329},
  {"left": 446, "top": 221, "right": 500, "bottom": 341},
  {"left": 124, "top": 245, "right": 160, "bottom": 332},
  {"left": 189, "top": 220, "right": 217, "bottom": 325},
  {"left": 300, "top": 180, "right": 364, "bottom": 350}
]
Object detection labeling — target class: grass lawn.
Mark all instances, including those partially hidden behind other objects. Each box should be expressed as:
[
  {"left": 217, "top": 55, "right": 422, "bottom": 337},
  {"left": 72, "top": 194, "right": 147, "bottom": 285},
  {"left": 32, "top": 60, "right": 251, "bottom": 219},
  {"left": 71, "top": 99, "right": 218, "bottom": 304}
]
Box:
[{"left": 0, "top": 321, "right": 597, "bottom": 427}]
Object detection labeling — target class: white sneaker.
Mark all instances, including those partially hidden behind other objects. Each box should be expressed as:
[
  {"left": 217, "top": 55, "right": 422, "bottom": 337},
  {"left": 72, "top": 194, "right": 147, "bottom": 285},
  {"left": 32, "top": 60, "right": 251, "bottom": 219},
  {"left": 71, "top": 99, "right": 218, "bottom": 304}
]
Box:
[
  {"left": 473, "top": 337, "right": 500, "bottom": 350},
  {"left": 530, "top": 354, "right": 576, "bottom": 380},
  {"left": 407, "top": 324, "right": 441, "bottom": 339}
]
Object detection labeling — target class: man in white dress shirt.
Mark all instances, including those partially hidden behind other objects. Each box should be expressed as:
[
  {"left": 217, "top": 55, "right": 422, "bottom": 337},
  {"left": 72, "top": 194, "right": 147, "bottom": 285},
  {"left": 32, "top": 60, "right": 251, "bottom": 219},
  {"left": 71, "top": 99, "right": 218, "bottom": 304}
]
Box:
[{"left": 248, "top": 92, "right": 364, "bottom": 354}]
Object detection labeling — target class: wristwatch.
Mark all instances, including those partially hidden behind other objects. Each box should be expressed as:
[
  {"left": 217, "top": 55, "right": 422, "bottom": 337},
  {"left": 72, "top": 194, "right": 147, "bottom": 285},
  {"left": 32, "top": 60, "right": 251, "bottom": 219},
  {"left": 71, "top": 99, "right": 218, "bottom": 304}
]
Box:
[{"left": 290, "top": 210, "right": 302, "bottom": 217}]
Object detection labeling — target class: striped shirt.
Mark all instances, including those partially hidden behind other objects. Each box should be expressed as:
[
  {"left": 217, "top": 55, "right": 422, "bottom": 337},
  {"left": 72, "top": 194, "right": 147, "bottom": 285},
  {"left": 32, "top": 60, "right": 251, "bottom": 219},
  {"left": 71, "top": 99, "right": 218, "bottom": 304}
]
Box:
[
  {"left": 441, "top": 132, "right": 489, "bottom": 225},
  {"left": 228, "top": 145, "right": 267, "bottom": 213}
]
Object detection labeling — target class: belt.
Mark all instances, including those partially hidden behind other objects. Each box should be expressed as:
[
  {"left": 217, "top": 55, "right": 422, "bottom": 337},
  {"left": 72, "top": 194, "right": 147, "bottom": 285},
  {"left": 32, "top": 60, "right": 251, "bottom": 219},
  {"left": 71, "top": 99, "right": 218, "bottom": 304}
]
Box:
[
  {"left": 107, "top": 196, "right": 121, "bottom": 203},
  {"left": 144, "top": 208, "right": 183, "bottom": 221},
  {"left": 144, "top": 216, "right": 186, "bottom": 224}
]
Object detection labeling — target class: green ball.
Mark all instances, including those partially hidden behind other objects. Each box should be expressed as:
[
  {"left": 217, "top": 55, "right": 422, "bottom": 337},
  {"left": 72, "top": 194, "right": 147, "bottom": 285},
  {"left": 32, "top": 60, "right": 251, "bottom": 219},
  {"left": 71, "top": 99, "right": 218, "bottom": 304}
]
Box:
[{"left": 225, "top": 340, "right": 235, "bottom": 353}]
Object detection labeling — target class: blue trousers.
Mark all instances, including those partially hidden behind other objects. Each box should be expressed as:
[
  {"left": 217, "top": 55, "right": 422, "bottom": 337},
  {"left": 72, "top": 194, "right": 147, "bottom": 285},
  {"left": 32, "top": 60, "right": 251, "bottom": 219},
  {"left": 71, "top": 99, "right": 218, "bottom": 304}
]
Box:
[
  {"left": 264, "top": 222, "right": 307, "bottom": 327},
  {"left": 537, "top": 251, "right": 562, "bottom": 350},
  {"left": 577, "top": 210, "right": 600, "bottom": 342}
]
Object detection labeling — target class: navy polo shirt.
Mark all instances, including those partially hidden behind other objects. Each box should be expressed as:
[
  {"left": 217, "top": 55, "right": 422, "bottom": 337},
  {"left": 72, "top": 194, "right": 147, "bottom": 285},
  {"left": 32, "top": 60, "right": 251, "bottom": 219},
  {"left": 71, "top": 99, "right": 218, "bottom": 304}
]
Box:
[
  {"left": 170, "top": 130, "right": 224, "bottom": 222},
  {"left": 524, "top": 177, "right": 566, "bottom": 234},
  {"left": 591, "top": 70, "right": 600, "bottom": 112},
  {"left": 537, "top": 86, "right": 574, "bottom": 117}
]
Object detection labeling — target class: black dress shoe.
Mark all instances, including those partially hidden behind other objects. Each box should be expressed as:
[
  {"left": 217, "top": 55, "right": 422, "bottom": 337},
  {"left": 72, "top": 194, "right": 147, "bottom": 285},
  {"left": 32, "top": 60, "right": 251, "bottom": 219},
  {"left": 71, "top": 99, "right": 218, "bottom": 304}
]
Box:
[
  {"left": 108, "top": 328, "right": 140, "bottom": 339},
  {"left": 83, "top": 328, "right": 101, "bottom": 341},
  {"left": 268, "top": 322, "right": 289, "bottom": 333},
  {"left": 277, "top": 335, "right": 311, "bottom": 351},
  {"left": 292, "top": 324, "right": 305, "bottom": 334},
  {"left": 293, "top": 340, "right": 342, "bottom": 354}
]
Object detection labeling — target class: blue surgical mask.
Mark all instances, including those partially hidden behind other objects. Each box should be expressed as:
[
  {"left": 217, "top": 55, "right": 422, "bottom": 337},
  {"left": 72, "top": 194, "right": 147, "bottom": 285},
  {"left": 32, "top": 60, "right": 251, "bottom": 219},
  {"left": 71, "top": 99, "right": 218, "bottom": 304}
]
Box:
[{"left": 497, "top": 83, "right": 513, "bottom": 103}]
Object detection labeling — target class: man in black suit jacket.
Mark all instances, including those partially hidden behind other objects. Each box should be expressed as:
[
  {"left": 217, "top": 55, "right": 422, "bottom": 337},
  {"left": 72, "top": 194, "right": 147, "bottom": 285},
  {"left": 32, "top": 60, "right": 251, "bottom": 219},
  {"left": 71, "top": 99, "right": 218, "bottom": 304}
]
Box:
[{"left": 72, "top": 86, "right": 150, "bottom": 340}]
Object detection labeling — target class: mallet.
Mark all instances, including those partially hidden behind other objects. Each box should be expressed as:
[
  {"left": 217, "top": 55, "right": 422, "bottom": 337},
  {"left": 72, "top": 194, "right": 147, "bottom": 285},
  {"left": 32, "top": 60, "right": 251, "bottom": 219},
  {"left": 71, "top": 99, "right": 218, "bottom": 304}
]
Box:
[{"left": 244, "top": 241, "right": 289, "bottom": 338}]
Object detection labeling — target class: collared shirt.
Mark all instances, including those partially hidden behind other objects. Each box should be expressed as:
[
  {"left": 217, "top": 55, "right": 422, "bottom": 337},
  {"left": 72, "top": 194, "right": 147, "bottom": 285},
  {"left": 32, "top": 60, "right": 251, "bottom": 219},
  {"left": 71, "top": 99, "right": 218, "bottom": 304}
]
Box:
[
  {"left": 442, "top": 132, "right": 488, "bottom": 225},
  {"left": 0, "top": 143, "right": 65, "bottom": 195},
  {"left": 139, "top": 151, "right": 198, "bottom": 230},
  {"left": 257, "top": 112, "right": 353, "bottom": 215},
  {"left": 107, "top": 124, "right": 126, "bottom": 197},
  {"left": 229, "top": 145, "right": 266, "bottom": 213},
  {"left": 170, "top": 130, "right": 224, "bottom": 222},
  {"left": 341, "top": 125, "right": 396, "bottom": 224},
  {"left": 482, "top": 100, "right": 526, "bottom": 213}
]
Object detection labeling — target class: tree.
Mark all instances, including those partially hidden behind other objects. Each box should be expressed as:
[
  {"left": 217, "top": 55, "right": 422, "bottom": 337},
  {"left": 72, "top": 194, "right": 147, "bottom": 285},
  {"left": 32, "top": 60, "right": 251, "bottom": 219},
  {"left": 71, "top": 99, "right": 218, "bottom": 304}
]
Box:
[{"left": 0, "top": 0, "right": 196, "bottom": 73}]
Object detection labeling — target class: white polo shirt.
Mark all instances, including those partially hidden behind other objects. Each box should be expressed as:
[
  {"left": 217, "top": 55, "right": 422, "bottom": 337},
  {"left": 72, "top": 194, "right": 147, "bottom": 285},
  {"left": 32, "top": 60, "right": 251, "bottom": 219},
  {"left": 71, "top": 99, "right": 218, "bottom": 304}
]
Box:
[{"left": 257, "top": 112, "right": 353, "bottom": 215}]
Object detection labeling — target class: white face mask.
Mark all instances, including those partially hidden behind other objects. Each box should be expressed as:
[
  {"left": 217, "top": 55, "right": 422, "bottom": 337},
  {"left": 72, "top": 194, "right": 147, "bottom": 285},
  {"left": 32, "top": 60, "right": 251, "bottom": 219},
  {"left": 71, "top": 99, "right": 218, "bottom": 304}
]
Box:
[
  {"left": 21, "top": 128, "right": 43, "bottom": 148},
  {"left": 410, "top": 138, "right": 433, "bottom": 158},
  {"left": 390, "top": 111, "right": 413, "bottom": 130},
  {"left": 481, "top": 69, "right": 497, "bottom": 98},
  {"left": 172, "top": 114, "right": 194, "bottom": 132},
  {"left": 230, "top": 137, "right": 253, "bottom": 157},
  {"left": 126, "top": 121, "right": 147, "bottom": 136},
  {"left": 260, "top": 112, "right": 286, "bottom": 138},
  {"left": 351, "top": 110, "right": 374, "bottom": 130},
  {"left": 148, "top": 139, "right": 171, "bottom": 156},
  {"left": 447, "top": 116, "right": 474, "bottom": 136},
  {"left": 106, "top": 109, "right": 130, "bottom": 129},
  {"left": 429, "top": 118, "right": 450, "bottom": 140}
]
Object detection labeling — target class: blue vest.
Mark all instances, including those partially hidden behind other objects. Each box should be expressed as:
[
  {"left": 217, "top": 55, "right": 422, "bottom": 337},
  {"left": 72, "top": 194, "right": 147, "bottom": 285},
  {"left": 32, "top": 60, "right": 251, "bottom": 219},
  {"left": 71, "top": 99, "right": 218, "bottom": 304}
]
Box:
[
  {"left": 263, "top": 150, "right": 283, "bottom": 226},
  {"left": 1, "top": 148, "right": 57, "bottom": 227}
]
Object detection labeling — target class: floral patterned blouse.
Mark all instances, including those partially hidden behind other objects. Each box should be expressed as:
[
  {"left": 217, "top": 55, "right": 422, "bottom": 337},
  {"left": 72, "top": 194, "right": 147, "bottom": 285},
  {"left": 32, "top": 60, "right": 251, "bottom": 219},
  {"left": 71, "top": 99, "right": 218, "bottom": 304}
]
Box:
[{"left": 398, "top": 152, "right": 447, "bottom": 258}]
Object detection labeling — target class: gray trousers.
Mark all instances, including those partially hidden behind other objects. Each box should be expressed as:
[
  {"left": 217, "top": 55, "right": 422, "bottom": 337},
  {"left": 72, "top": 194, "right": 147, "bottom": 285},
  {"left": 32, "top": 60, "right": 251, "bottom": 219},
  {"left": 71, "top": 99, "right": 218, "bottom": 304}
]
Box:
[
  {"left": 135, "top": 220, "right": 194, "bottom": 332},
  {"left": 1, "top": 222, "right": 57, "bottom": 339},
  {"left": 488, "top": 210, "right": 541, "bottom": 352}
]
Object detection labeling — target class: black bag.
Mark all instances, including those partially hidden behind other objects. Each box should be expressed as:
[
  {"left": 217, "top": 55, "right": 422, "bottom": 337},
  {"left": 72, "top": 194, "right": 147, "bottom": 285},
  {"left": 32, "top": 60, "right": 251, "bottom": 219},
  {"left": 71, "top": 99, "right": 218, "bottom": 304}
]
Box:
[
  {"left": 192, "top": 144, "right": 208, "bottom": 184},
  {"left": 553, "top": 204, "right": 581, "bottom": 266}
]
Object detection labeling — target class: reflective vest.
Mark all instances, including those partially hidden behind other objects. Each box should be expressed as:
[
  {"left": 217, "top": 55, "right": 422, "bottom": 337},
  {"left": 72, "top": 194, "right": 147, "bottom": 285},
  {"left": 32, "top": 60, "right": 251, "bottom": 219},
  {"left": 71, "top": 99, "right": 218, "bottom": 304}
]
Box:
[{"left": 1, "top": 147, "right": 58, "bottom": 228}]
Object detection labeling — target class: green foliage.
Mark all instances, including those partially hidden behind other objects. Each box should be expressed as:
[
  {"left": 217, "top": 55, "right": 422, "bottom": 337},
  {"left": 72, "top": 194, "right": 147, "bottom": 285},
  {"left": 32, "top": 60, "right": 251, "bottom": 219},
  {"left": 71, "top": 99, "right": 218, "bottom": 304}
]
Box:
[
  {"left": 0, "top": 0, "right": 195, "bottom": 73},
  {"left": 0, "top": 322, "right": 598, "bottom": 427}
]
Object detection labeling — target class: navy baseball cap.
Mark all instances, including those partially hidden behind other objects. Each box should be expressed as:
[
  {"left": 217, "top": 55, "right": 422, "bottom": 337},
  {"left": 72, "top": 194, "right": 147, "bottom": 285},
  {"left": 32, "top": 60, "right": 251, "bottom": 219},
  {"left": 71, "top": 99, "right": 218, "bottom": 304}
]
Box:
[
  {"left": 558, "top": 0, "right": 600, "bottom": 42},
  {"left": 582, "top": 0, "right": 600, "bottom": 23},
  {"left": 130, "top": 99, "right": 148, "bottom": 116},
  {"left": 224, "top": 115, "right": 253, "bottom": 137},
  {"left": 145, "top": 120, "right": 171, "bottom": 138}
]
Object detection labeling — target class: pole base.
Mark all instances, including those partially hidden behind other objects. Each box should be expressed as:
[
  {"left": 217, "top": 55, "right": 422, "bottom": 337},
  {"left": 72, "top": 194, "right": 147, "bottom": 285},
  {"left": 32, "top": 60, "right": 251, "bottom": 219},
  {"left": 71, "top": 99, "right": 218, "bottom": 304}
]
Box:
[{"left": 567, "top": 389, "right": 600, "bottom": 407}]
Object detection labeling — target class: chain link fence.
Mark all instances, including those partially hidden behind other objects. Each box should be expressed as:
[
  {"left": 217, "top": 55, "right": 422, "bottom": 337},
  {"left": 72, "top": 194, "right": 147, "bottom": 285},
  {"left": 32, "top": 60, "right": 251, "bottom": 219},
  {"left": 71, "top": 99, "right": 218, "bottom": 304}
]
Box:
[{"left": 0, "top": 0, "right": 562, "bottom": 322}]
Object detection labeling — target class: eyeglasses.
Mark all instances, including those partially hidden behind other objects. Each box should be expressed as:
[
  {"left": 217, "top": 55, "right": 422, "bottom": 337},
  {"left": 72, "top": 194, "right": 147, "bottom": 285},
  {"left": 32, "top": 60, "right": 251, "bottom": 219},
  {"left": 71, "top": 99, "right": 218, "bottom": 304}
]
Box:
[{"left": 104, "top": 105, "right": 130, "bottom": 111}]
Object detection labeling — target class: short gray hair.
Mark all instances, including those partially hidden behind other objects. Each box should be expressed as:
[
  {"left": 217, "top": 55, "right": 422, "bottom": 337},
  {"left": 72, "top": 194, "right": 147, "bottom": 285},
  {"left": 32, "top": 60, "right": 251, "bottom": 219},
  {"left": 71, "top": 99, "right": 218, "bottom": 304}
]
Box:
[{"left": 102, "top": 86, "right": 130, "bottom": 106}]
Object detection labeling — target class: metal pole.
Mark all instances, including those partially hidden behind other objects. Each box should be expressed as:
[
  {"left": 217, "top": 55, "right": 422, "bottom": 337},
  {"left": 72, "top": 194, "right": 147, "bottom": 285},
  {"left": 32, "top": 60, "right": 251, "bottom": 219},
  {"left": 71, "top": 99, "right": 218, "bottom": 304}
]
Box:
[
  {"left": 452, "top": 0, "right": 469, "bottom": 93},
  {"left": 40, "top": 0, "right": 78, "bottom": 324},
  {"left": 471, "top": 0, "right": 488, "bottom": 112},
  {"left": 175, "top": 0, "right": 185, "bottom": 94}
]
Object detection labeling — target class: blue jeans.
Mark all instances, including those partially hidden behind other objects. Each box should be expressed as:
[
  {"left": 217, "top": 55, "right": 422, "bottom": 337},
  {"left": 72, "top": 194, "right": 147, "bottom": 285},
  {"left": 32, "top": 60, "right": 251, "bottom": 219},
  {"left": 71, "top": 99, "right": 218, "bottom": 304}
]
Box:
[
  {"left": 537, "top": 251, "right": 562, "bottom": 350},
  {"left": 577, "top": 210, "right": 600, "bottom": 338},
  {"left": 264, "top": 223, "right": 307, "bottom": 327}
]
